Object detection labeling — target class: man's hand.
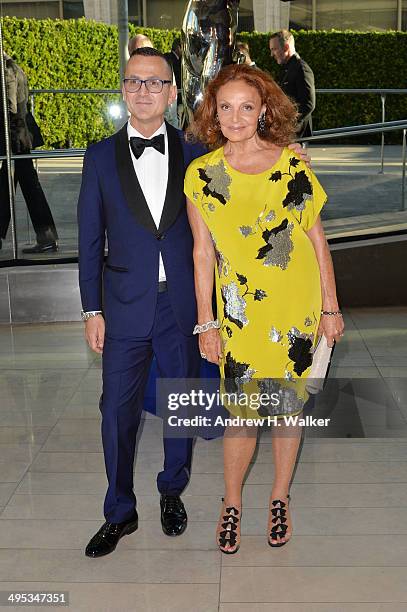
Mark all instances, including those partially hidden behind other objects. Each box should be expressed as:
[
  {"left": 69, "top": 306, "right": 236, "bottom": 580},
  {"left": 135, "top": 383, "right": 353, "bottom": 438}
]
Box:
[
  {"left": 85, "top": 315, "right": 105, "bottom": 354},
  {"left": 288, "top": 142, "right": 311, "bottom": 169},
  {"left": 9, "top": 113, "right": 32, "bottom": 154}
]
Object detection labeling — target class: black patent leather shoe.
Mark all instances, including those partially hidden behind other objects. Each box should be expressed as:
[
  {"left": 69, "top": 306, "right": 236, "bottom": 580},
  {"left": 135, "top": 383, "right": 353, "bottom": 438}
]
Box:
[
  {"left": 85, "top": 510, "right": 138, "bottom": 558},
  {"left": 160, "top": 494, "right": 187, "bottom": 536},
  {"left": 22, "top": 241, "right": 58, "bottom": 254}
]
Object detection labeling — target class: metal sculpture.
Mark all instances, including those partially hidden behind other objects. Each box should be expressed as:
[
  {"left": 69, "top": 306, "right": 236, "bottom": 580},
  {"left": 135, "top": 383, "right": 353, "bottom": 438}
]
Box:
[{"left": 181, "top": 0, "right": 240, "bottom": 121}]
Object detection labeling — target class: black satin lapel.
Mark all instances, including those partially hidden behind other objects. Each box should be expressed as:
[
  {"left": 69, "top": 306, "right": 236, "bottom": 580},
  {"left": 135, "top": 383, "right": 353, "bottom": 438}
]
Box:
[
  {"left": 158, "top": 122, "right": 185, "bottom": 234},
  {"left": 114, "top": 125, "right": 157, "bottom": 235}
]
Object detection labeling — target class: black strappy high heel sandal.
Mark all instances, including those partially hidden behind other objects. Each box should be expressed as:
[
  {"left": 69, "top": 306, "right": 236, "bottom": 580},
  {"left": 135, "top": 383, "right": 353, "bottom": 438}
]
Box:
[
  {"left": 268, "top": 494, "right": 291, "bottom": 548},
  {"left": 217, "top": 497, "right": 241, "bottom": 554}
]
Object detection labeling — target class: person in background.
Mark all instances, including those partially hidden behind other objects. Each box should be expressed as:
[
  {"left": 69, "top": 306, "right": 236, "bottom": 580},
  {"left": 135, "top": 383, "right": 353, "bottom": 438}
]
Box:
[
  {"left": 269, "top": 30, "right": 315, "bottom": 138},
  {"left": 128, "top": 33, "right": 153, "bottom": 55},
  {"left": 0, "top": 52, "right": 58, "bottom": 253},
  {"left": 164, "top": 38, "right": 182, "bottom": 101},
  {"left": 236, "top": 41, "right": 256, "bottom": 67}
]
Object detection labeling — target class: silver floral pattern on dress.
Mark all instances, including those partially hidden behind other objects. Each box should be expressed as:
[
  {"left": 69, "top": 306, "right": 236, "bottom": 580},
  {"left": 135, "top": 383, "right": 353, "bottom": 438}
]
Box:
[
  {"left": 238, "top": 205, "right": 274, "bottom": 238},
  {"left": 269, "top": 326, "right": 283, "bottom": 343},
  {"left": 265, "top": 210, "right": 276, "bottom": 222},
  {"left": 304, "top": 316, "right": 313, "bottom": 327},
  {"left": 286, "top": 191, "right": 312, "bottom": 213},
  {"left": 221, "top": 281, "right": 249, "bottom": 328},
  {"left": 211, "top": 232, "right": 230, "bottom": 277},
  {"left": 257, "top": 379, "right": 304, "bottom": 416},
  {"left": 287, "top": 326, "right": 314, "bottom": 345},
  {"left": 200, "top": 160, "right": 231, "bottom": 203},
  {"left": 240, "top": 367, "right": 256, "bottom": 385},
  {"left": 202, "top": 201, "right": 217, "bottom": 215},
  {"left": 263, "top": 221, "right": 294, "bottom": 270},
  {"left": 216, "top": 247, "right": 231, "bottom": 277},
  {"left": 239, "top": 225, "right": 253, "bottom": 237}
]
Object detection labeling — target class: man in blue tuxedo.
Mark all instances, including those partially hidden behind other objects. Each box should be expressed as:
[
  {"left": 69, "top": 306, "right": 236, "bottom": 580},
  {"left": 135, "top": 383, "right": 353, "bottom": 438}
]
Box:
[{"left": 78, "top": 47, "right": 206, "bottom": 557}]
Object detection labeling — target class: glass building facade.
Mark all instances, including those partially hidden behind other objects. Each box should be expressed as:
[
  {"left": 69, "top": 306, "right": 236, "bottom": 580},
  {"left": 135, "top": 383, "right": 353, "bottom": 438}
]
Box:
[
  {"left": 0, "top": 0, "right": 406, "bottom": 31},
  {"left": 290, "top": 0, "right": 401, "bottom": 31},
  {"left": 0, "top": 0, "right": 84, "bottom": 20}
]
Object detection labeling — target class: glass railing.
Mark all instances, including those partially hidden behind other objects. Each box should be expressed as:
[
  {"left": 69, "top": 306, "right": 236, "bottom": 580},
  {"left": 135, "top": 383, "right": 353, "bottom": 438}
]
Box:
[
  {"left": 302, "top": 121, "right": 407, "bottom": 241},
  {"left": 315, "top": 89, "right": 407, "bottom": 172}
]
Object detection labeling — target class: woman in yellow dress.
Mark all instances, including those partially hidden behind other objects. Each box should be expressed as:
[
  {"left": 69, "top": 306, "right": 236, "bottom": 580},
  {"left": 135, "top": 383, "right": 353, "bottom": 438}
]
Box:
[{"left": 184, "top": 64, "right": 344, "bottom": 553}]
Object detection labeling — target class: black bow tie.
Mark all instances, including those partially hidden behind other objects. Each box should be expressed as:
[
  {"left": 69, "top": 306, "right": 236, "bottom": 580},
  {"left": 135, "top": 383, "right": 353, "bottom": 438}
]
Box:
[{"left": 129, "top": 134, "right": 165, "bottom": 159}]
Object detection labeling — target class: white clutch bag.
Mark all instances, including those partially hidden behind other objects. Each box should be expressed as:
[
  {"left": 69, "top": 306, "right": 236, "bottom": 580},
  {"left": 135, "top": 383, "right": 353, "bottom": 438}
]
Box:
[{"left": 306, "top": 335, "right": 335, "bottom": 395}]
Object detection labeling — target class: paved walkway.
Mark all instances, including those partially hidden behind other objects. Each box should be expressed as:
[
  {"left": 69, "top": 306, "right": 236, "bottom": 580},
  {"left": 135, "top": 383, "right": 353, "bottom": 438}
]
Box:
[
  {"left": 0, "top": 307, "right": 406, "bottom": 610},
  {"left": 0, "top": 145, "right": 405, "bottom": 260}
]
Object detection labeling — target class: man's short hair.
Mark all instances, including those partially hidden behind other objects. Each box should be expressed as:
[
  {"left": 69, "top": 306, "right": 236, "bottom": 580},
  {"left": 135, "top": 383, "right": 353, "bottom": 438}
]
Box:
[
  {"left": 129, "top": 47, "right": 173, "bottom": 78},
  {"left": 270, "top": 29, "right": 294, "bottom": 50}
]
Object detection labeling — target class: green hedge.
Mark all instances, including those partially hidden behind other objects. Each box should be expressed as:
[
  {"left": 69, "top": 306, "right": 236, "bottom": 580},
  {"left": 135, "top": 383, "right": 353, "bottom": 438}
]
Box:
[
  {"left": 1, "top": 18, "right": 181, "bottom": 147},
  {"left": 239, "top": 30, "right": 407, "bottom": 142},
  {"left": 1, "top": 17, "right": 406, "bottom": 147}
]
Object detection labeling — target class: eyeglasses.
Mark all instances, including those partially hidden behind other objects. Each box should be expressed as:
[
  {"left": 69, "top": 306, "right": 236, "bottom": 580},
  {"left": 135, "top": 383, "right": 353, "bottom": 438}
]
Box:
[{"left": 123, "top": 78, "right": 172, "bottom": 93}]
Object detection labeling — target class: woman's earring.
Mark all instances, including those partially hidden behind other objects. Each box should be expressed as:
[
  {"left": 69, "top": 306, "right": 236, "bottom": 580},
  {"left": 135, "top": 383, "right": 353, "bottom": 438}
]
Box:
[{"left": 258, "top": 112, "right": 266, "bottom": 134}]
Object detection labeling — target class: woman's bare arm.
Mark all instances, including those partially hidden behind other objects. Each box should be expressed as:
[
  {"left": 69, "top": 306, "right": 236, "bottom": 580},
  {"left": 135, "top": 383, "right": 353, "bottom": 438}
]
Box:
[
  {"left": 186, "top": 199, "right": 223, "bottom": 364},
  {"left": 306, "top": 216, "right": 344, "bottom": 346}
]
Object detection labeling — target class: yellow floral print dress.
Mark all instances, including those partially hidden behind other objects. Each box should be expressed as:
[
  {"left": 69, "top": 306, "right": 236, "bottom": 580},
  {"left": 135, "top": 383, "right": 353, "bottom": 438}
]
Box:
[{"left": 184, "top": 146, "right": 328, "bottom": 418}]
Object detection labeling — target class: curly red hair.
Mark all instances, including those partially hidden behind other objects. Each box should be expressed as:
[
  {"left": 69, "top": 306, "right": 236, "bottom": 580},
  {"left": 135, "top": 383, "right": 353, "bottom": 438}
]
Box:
[{"left": 188, "top": 64, "right": 298, "bottom": 149}]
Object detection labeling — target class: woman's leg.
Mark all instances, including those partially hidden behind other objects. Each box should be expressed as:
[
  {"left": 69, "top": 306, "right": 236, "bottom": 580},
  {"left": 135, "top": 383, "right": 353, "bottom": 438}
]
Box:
[
  {"left": 269, "top": 421, "right": 302, "bottom": 545},
  {"left": 15, "top": 158, "right": 58, "bottom": 243},
  {"left": 217, "top": 425, "right": 257, "bottom": 552}
]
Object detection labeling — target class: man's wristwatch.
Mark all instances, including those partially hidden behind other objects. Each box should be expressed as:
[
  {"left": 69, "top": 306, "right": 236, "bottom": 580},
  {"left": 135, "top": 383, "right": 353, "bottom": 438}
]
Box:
[{"left": 81, "top": 310, "right": 103, "bottom": 322}]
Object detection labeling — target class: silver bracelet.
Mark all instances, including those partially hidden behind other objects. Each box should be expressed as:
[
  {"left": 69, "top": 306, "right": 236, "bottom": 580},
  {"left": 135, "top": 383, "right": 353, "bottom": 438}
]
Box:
[
  {"left": 321, "top": 310, "right": 342, "bottom": 316},
  {"left": 193, "top": 319, "right": 220, "bottom": 334},
  {"left": 81, "top": 310, "right": 103, "bottom": 322}
]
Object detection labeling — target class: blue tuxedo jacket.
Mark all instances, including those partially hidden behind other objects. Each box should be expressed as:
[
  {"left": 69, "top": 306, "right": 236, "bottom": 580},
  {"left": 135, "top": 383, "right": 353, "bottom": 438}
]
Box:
[{"left": 77, "top": 121, "right": 206, "bottom": 338}]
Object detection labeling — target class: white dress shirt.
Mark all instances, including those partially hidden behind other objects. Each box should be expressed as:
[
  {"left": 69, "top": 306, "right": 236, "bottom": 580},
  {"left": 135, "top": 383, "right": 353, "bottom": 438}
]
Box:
[{"left": 127, "top": 120, "right": 168, "bottom": 282}]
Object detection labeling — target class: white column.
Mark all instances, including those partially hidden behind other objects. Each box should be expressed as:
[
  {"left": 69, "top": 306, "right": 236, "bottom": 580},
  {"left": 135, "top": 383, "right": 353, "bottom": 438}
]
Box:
[
  {"left": 252, "top": 0, "right": 290, "bottom": 33},
  {"left": 83, "top": 0, "right": 115, "bottom": 24}
]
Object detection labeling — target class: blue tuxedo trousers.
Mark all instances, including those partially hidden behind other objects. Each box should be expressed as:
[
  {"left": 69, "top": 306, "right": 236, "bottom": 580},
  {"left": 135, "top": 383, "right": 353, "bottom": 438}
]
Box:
[{"left": 101, "top": 290, "right": 200, "bottom": 523}]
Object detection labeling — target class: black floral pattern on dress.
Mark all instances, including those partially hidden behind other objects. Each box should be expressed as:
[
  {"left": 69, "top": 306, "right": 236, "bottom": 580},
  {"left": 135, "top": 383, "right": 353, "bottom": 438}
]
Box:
[
  {"left": 224, "top": 351, "right": 255, "bottom": 394},
  {"left": 287, "top": 328, "right": 313, "bottom": 376},
  {"left": 270, "top": 170, "right": 282, "bottom": 182},
  {"left": 254, "top": 289, "right": 267, "bottom": 301},
  {"left": 237, "top": 273, "right": 267, "bottom": 301},
  {"left": 236, "top": 273, "right": 247, "bottom": 285},
  {"left": 269, "top": 156, "right": 313, "bottom": 215},
  {"left": 283, "top": 170, "right": 312, "bottom": 212}
]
